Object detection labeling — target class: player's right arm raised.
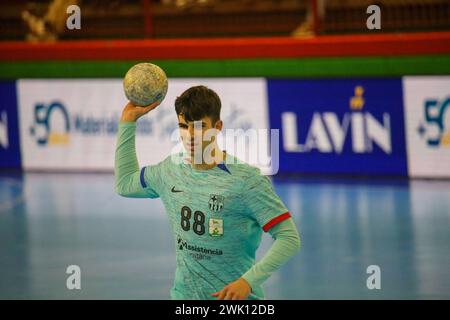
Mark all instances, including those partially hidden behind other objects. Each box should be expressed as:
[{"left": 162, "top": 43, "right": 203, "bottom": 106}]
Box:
[{"left": 114, "top": 101, "right": 160, "bottom": 198}]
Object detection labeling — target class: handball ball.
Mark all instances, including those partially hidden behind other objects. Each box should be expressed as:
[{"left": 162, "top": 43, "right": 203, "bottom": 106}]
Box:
[{"left": 123, "top": 62, "right": 168, "bottom": 106}]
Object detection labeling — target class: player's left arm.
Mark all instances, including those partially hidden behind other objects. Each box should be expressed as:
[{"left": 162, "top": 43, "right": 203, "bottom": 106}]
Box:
[
  {"left": 242, "top": 218, "right": 300, "bottom": 292},
  {"left": 212, "top": 218, "right": 300, "bottom": 300},
  {"left": 212, "top": 173, "right": 301, "bottom": 300}
]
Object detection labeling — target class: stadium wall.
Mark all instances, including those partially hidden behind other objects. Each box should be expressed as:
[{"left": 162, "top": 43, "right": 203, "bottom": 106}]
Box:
[{"left": 1, "top": 32, "right": 450, "bottom": 177}]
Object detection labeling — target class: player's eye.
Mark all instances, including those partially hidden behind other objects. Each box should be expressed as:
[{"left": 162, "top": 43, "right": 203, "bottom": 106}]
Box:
[
  {"left": 195, "top": 123, "right": 207, "bottom": 128},
  {"left": 178, "top": 124, "right": 188, "bottom": 129}
]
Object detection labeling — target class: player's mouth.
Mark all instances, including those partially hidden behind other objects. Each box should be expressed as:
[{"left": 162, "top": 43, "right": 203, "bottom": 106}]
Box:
[
  {"left": 186, "top": 142, "right": 200, "bottom": 152},
  {"left": 187, "top": 141, "right": 198, "bottom": 148}
]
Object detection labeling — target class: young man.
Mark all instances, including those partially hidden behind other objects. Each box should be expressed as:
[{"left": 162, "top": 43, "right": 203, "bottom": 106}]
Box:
[{"left": 115, "top": 86, "right": 300, "bottom": 300}]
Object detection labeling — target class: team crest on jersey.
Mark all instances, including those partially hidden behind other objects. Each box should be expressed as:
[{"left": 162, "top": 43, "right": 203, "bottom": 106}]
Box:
[
  {"left": 209, "top": 218, "right": 223, "bottom": 237},
  {"left": 208, "top": 194, "right": 224, "bottom": 213}
]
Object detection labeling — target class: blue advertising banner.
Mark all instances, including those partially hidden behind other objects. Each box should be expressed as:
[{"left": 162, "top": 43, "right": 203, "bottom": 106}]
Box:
[
  {"left": 267, "top": 79, "right": 407, "bottom": 176},
  {"left": 0, "top": 81, "right": 21, "bottom": 169}
]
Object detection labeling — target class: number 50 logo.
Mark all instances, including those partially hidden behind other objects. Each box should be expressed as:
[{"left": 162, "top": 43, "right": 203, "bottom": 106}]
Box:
[{"left": 418, "top": 97, "right": 450, "bottom": 147}]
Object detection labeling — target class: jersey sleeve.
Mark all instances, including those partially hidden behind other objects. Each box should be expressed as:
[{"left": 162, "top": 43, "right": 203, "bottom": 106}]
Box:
[
  {"left": 241, "top": 217, "right": 301, "bottom": 289},
  {"left": 115, "top": 121, "right": 165, "bottom": 199},
  {"left": 140, "top": 161, "right": 166, "bottom": 198},
  {"left": 241, "top": 172, "right": 291, "bottom": 232}
]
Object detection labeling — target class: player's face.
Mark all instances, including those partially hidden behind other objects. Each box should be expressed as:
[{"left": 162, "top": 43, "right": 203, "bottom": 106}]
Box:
[{"left": 178, "top": 115, "right": 222, "bottom": 156}]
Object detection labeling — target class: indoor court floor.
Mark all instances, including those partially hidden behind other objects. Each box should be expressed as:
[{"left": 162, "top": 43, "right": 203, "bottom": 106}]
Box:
[{"left": 0, "top": 173, "right": 449, "bottom": 299}]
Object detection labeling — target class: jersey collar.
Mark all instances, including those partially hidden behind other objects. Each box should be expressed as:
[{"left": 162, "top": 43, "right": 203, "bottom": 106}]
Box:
[{"left": 182, "top": 151, "right": 231, "bottom": 174}]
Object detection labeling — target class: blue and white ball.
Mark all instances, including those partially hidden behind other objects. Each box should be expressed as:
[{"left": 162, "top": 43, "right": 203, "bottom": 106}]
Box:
[{"left": 123, "top": 63, "right": 168, "bottom": 106}]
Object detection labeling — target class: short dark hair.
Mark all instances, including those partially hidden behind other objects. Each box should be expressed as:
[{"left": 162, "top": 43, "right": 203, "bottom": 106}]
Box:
[{"left": 175, "top": 86, "right": 221, "bottom": 125}]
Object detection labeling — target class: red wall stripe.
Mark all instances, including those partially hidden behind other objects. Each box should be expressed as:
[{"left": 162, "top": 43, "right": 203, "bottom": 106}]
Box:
[{"left": 0, "top": 32, "right": 449, "bottom": 61}]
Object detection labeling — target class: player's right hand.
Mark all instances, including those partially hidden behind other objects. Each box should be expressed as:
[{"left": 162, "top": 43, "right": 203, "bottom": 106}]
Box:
[{"left": 120, "top": 101, "right": 160, "bottom": 122}]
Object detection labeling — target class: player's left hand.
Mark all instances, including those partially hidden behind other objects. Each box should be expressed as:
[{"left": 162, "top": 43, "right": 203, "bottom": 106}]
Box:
[{"left": 211, "top": 278, "right": 252, "bottom": 300}]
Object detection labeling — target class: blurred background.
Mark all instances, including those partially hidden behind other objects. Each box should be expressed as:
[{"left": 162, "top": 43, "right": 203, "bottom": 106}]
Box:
[
  {"left": 1, "top": 0, "right": 450, "bottom": 40},
  {"left": 0, "top": 0, "right": 450, "bottom": 300}
]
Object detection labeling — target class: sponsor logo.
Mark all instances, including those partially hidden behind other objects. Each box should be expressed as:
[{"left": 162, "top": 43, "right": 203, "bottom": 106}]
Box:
[
  {"left": 417, "top": 97, "right": 450, "bottom": 147},
  {"left": 282, "top": 86, "right": 392, "bottom": 154},
  {"left": 0, "top": 110, "right": 8, "bottom": 149},
  {"left": 209, "top": 218, "right": 223, "bottom": 237},
  {"left": 30, "top": 102, "right": 70, "bottom": 146},
  {"left": 0, "top": 81, "right": 21, "bottom": 168},
  {"left": 268, "top": 79, "right": 406, "bottom": 175},
  {"left": 171, "top": 186, "right": 183, "bottom": 193},
  {"left": 29, "top": 101, "right": 153, "bottom": 146},
  {"left": 177, "top": 236, "right": 223, "bottom": 255}
]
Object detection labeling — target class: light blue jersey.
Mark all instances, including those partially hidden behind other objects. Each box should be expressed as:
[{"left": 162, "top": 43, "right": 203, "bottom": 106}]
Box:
[{"left": 140, "top": 152, "right": 291, "bottom": 300}]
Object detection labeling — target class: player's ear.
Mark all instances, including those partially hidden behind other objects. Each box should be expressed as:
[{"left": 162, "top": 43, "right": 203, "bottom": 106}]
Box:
[{"left": 215, "top": 119, "right": 223, "bottom": 131}]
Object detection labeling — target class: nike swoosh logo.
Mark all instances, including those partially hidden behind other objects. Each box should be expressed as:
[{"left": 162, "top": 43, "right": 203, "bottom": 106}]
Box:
[{"left": 171, "top": 186, "right": 183, "bottom": 193}]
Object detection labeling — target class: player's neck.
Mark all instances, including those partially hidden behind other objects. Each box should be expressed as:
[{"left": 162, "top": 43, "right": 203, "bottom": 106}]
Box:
[{"left": 191, "top": 145, "right": 225, "bottom": 171}]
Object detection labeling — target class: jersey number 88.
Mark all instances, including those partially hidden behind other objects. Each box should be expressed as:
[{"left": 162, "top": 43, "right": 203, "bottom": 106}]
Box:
[{"left": 180, "top": 206, "right": 206, "bottom": 235}]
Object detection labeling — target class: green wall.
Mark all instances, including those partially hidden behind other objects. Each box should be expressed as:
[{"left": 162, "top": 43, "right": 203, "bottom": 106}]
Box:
[{"left": 1, "top": 55, "right": 450, "bottom": 79}]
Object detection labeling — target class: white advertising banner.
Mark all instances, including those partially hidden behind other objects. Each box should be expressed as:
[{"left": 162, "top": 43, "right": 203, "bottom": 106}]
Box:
[
  {"left": 17, "top": 78, "right": 271, "bottom": 172},
  {"left": 403, "top": 76, "right": 450, "bottom": 178}
]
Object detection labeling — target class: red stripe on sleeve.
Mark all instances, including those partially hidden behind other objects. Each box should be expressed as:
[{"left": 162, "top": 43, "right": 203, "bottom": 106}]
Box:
[{"left": 262, "top": 212, "right": 291, "bottom": 232}]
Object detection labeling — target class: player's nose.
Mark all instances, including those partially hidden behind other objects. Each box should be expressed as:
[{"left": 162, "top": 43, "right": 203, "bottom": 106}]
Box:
[{"left": 187, "top": 124, "right": 195, "bottom": 136}]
